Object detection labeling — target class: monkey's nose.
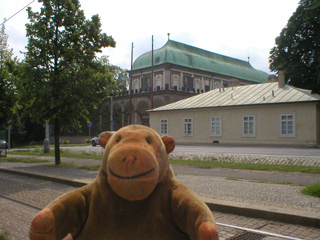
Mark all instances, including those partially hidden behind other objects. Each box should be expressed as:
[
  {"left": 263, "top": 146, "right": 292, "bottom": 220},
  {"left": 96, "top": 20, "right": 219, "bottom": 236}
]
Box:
[{"left": 123, "top": 156, "right": 137, "bottom": 162}]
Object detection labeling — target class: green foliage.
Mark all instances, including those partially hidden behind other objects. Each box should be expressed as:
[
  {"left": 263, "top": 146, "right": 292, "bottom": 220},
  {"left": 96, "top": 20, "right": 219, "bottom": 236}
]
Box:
[
  {"left": 302, "top": 183, "right": 320, "bottom": 198},
  {"left": 269, "top": 0, "right": 320, "bottom": 93},
  {"left": 169, "top": 159, "right": 320, "bottom": 174},
  {"left": 47, "top": 162, "right": 77, "bottom": 168},
  {"left": 79, "top": 165, "right": 100, "bottom": 171},
  {"left": 20, "top": 0, "right": 116, "bottom": 164},
  {"left": 0, "top": 23, "right": 17, "bottom": 130},
  {"left": 0, "top": 231, "right": 10, "bottom": 240},
  {"left": 62, "top": 139, "right": 69, "bottom": 144},
  {"left": 0, "top": 158, "right": 49, "bottom": 163}
]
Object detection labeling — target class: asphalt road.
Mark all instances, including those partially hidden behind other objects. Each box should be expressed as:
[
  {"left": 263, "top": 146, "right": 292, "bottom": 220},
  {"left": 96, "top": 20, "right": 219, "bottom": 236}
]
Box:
[{"left": 62, "top": 144, "right": 320, "bottom": 158}]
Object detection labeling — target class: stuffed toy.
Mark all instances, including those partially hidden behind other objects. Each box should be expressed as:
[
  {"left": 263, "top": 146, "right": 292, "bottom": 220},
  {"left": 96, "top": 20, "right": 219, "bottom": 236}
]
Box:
[{"left": 30, "top": 124, "right": 219, "bottom": 240}]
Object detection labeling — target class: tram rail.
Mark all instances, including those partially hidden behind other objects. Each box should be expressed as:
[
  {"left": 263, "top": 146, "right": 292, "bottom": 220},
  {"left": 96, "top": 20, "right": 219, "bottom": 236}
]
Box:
[{"left": 0, "top": 175, "right": 308, "bottom": 240}]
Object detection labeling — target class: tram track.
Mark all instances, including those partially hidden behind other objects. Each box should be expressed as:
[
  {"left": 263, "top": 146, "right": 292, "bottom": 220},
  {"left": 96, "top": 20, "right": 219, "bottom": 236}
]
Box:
[
  {"left": 0, "top": 173, "right": 313, "bottom": 239},
  {"left": 0, "top": 194, "right": 41, "bottom": 211}
]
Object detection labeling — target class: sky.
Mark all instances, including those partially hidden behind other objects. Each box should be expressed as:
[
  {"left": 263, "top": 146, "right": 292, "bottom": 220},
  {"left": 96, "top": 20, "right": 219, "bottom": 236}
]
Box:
[{"left": 0, "top": 0, "right": 300, "bottom": 74}]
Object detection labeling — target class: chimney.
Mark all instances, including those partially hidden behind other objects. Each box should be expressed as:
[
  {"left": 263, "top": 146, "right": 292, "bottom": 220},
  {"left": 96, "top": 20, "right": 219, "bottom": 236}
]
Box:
[
  {"left": 278, "top": 70, "right": 285, "bottom": 87},
  {"left": 268, "top": 74, "right": 277, "bottom": 83}
]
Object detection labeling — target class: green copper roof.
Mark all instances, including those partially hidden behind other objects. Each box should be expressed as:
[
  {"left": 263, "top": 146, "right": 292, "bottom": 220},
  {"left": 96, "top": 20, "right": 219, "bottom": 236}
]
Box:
[{"left": 132, "top": 40, "right": 269, "bottom": 83}]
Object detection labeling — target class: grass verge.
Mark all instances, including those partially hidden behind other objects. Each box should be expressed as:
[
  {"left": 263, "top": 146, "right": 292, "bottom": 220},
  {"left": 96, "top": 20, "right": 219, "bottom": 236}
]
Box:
[
  {"left": 0, "top": 158, "right": 49, "bottom": 163},
  {"left": 13, "top": 143, "right": 88, "bottom": 148},
  {"left": 9, "top": 148, "right": 102, "bottom": 160},
  {"left": 47, "top": 162, "right": 78, "bottom": 168},
  {"left": 302, "top": 183, "right": 320, "bottom": 198},
  {"left": 79, "top": 165, "right": 100, "bottom": 171},
  {"left": 7, "top": 149, "right": 320, "bottom": 174},
  {"left": 170, "top": 159, "right": 320, "bottom": 174},
  {"left": 0, "top": 231, "right": 10, "bottom": 240}
]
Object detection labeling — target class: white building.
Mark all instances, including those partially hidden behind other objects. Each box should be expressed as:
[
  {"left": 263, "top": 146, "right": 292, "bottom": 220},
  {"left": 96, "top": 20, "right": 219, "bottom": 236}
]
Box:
[{"left": 149, "top": 73, "right": 320, "bottom": 146}]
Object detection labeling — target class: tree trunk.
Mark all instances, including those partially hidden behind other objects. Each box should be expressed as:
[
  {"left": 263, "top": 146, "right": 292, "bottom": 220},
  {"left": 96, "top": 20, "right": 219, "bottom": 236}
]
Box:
[{"left": 54, "top": 119, "right": 61, "bottom": 165}]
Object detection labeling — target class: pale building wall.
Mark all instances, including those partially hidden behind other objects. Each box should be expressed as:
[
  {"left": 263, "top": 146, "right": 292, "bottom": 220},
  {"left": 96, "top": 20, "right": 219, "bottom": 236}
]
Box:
[{"left": 150, "top": 102, "right": 319, "bottom": 146}]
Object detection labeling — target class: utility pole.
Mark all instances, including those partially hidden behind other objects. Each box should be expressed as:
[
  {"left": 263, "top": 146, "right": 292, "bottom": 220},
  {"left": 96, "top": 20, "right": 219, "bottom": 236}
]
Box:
[
  {"left": 151, "top": 35, "right": 154, "bottom": 110},
  {"left": 129, "top": 42, "right": 133, "bottom": 124}
]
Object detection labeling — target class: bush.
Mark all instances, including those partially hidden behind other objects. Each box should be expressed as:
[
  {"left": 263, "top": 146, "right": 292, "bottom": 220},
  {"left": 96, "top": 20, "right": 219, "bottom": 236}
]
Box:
[
  {"left": 62, "top": 139, "right": 70, "bottom": 144},
  {"left": 0, "top": 231, "right": 10, "bottom": 240},
  {"left": 302, "top": 183, "right": 320, "bottom": 198}
]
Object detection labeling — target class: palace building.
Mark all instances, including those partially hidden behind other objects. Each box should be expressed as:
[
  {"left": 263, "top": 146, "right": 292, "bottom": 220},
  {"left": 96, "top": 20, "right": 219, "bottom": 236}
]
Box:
[{"left": 107, "top": 39, "right": 269, "bottom": 129}]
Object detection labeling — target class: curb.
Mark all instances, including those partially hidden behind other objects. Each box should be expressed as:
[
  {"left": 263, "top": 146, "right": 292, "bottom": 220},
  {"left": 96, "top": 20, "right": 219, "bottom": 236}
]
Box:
[
  {"left": 203, "top": 197, "right": 320, "bottom": 228},
  {"left": 1, "top": 168, "right": 320, "bottom": 228}
]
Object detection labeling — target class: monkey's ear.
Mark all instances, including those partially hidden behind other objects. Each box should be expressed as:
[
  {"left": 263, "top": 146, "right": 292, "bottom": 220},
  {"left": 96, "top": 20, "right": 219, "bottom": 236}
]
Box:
[
  {"left": 161, "top": 135, "right": 175, "bottom": 154},
  {"left": 99, "top": 132, "right": 114, "bottom": 148}
]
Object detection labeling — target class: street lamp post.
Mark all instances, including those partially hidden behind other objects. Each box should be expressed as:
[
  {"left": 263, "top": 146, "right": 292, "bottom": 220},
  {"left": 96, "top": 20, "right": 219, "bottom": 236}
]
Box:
[
  {"left": 108, "top": 96, "right": 114, "bottom": 131},
  {"left": 7, "top": 121, "right": 11, "bottom": 150},
  {"left": 44, "top": 120, "right": 50, "bottom": 153}
]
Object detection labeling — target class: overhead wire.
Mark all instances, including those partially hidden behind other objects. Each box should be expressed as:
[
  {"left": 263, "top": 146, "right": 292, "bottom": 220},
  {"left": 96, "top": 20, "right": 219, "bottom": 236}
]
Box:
[{"left": 1, "top": 0, "right": 36, "bottom": 25}]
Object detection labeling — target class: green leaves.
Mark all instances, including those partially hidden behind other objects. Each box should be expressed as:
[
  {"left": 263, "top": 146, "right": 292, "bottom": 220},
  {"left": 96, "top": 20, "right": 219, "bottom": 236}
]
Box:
[
  {"left": 0, "top": 23, "right": 17, "bottom": 130},
  {"left": 269, "top": 0, "right": 320, "bottom": 93},
  {"left": 23, "top": 0, "right": 116, "bottom": 126}
]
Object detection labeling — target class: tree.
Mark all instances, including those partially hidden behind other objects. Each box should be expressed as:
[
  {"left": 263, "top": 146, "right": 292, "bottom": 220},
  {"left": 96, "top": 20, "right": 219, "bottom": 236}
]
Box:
[
  {"left": 269, "top": 0, "right": 320, "bottom": 94},
  {"left": 21, "top": 0, "right": 116, "bottom": 164},
  {"left": 0, "top": 22, "right": 17, "bottom": 131},
  {"left": 95, "top": 55, "right": 128, "bottom": 93}
]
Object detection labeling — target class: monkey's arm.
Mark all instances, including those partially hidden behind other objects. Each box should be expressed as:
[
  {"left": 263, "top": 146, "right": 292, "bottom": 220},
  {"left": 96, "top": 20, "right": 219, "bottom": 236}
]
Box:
[
  {"left": 30, "top": 184, "right": 92, "bottom": 240},
  {"left": 171, "top": 183, "right": 219, "bottom": 240}
]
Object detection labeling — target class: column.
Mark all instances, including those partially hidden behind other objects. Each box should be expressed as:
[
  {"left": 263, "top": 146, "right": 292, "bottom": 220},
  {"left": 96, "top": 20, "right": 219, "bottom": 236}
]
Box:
[{"left": 180, "top": 72, "right": 183, "bottom": 90}]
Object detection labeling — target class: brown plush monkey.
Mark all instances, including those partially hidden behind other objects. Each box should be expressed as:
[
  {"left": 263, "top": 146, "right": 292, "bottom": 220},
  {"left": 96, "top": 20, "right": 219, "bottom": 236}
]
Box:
[{"left": 30, "top": 125, "right": 219, "bottom": 240}]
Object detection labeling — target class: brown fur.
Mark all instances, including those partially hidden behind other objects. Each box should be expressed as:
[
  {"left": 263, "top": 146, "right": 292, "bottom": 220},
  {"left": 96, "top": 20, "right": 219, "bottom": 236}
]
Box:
[{"left": 29, "top": 125, "right": 219, "bottom": 240}]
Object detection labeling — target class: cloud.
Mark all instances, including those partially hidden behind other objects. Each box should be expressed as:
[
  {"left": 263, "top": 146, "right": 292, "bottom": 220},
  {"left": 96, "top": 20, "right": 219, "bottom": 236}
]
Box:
[{"left": 1, "top": 0, "right": 300, "bottom": 74}]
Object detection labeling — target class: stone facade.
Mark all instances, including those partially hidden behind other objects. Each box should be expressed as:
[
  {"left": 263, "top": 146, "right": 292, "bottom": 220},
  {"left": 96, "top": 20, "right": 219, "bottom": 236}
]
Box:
[{"left": 103, "top": 40, "right": 269, "bottom": 130}]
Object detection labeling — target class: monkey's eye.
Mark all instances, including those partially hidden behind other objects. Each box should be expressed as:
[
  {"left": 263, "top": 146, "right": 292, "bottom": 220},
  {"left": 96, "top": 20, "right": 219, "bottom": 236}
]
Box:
[
  {"left": 116, "top": 136, "right": 121, "bottom": 143},
  {"left": 146, "top": 137, "right": 151, "bottom": 144}
]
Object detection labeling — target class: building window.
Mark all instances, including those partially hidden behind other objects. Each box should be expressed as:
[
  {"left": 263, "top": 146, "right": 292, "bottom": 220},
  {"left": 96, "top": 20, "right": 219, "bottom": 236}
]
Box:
[
  {"left": 205, "top": 80, "right": 210, "bottom": 92},
  {"left": 243, "top": 116, "right": 255, "bottom": 137},
  {"left": 183, "top": 76, "right": 193, "bottom": 91},
  {"left": 280, "top": 114, "right": 295, "bottom": 137},
  {"left": 160, "top": 119, "right": 168, "bottom": 135},
  {"left": 142, "top": 76, "right": 151, "bottom": 91},
  {"left": 211, "top": 117, "right": 222, "bottom": 136},
  {"left": 184, "top": 118, "right": 193, "bottom": 136}
]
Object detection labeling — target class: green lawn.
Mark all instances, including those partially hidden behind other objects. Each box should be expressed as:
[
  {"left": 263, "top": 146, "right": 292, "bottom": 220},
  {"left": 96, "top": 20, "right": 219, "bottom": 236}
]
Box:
[
  {"left": 170, "top": 159, "right": 320, "bottom": 174},
  {"left": 302, "top": 183, "right": 320, "bottom": 197},
  {"left": 0, "top": 158, "right": 49, "bottom": 163},
  {"left": 9, "top": 148, "right": 102, "bottom": 160},
  {"left": 0, "top": 231, "right": 10, "bottom": 240},
  {"left": 7, "top": 149, "right": 320, "bottom": 174},
  {"left": 6, "top": 149, "right": 320, "bottom": 198}
]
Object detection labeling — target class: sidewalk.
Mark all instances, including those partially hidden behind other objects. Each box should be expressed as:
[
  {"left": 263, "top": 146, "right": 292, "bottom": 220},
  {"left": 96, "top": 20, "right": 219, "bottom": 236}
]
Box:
[{"left": 1, "top": 154, "right": 320, "bottom": 228}]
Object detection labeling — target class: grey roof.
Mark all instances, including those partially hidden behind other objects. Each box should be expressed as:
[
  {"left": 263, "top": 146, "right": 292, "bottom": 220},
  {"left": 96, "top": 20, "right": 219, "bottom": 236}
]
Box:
[{"left": 149, "top": 83, "right": 320, "bottom": 112}]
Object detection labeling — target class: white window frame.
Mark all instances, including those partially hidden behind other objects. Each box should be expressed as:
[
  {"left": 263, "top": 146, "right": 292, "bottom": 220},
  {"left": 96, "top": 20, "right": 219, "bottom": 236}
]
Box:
[
  {"left": 184, "top": 118, "right": 193, "bottom": 136},
  {"left": 242, "top": 115, "right": 255, "bottom": 137},
  {"left": 280, "top": 113, "right": 295, "bottom": 137},
  {"left": 211, "top": 117, "right": 222, "bottom": 136},
  {"left": 160, "top": 118, "right": 168, "bottom": 135}
]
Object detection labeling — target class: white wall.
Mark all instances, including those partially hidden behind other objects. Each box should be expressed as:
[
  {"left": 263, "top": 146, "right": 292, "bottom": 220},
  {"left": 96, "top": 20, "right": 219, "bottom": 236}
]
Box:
[{"left": 150, "top": 102, "right": 319, "bottom": 146}]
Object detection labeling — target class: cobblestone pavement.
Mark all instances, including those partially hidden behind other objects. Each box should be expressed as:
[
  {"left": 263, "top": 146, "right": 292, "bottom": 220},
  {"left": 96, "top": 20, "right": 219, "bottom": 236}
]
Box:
[
  {"left": 1, "top": 173, "right": 320, "bottom": 240},
  {"left": 2, "top": 157, "right": 320, "bottom": 214},
  {"left": 176, "top": 174, "right": 320, "bottom": 213},
  {"left": 2, "top": 152, "right": 320, "bottom": 239},
  {"left": 0, "top": 173, "right": 74, "bottom": 240}
]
